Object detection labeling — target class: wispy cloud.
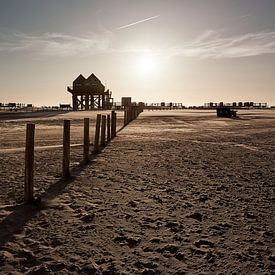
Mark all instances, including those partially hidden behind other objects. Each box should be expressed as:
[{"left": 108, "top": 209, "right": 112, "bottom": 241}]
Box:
[
  {"left": 116, "top": 15, "right": 160, "bottom": 30},
  {"left": 0, "top": 29, "right": 274, "bottom": 59},
  {"left": 0, "top": 31, "right": 113, "bottom": 57},
  {"left": 240, "top": 13, "right": 252, "bottom": 19},
  {"left": 167, "top": 30, "right": 275, "bottom": 59}
]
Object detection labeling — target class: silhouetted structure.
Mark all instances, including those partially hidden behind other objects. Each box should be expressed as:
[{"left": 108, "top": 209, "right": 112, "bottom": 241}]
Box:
[
  {"left": 59, "top": 104, "right": 72, "bottom": 110},
  {"left": 204, "top": 102, "right": 267, "bottom": 109},
  {"left": 216, "top": 107, "right": 237, "bottom": 118},
  {"left": 121, "top": 97, "right": 132, "bottom": 108},
  {"left": 67, "top": 74, "right": 113, "bottom": 111},
  {"left": 143, "top": 102, "right": 184, "bottom": 110}
]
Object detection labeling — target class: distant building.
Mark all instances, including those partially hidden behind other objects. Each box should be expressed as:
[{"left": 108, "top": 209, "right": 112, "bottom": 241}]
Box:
[
  {"left": 59, "top": 104, "right": 72, "bottom": 110},
  {"left": 204, "top": 101, "right": 267, "bottom": 109},
  {"left": 121, "top": 97, "right": 132, "bottom": 108}
]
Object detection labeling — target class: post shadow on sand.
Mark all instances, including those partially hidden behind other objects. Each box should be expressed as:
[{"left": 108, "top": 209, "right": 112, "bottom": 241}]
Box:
[
  {"left": 0, "top": 140, "right": 111, "bottom": 247},
  {"left": 0, "top": 105, "right": 143, "bottom": 247}
]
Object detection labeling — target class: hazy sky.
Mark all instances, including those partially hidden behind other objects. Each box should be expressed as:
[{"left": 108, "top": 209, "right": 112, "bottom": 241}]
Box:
[{"left": 0, "top": 0, "right": 274, "bottom": 106}]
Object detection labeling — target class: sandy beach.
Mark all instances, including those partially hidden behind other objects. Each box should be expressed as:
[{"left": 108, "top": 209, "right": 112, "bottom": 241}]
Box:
[{"left": 0, "top": 109, "right": 274, "bottom": 274}]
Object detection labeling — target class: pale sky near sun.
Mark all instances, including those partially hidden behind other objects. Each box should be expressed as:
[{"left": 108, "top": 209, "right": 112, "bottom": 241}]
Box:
[{"left": 0, "top": 0, "right": 275, "bottom": 106}]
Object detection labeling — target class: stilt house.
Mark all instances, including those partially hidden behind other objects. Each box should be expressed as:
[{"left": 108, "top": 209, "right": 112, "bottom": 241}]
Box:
[{"left": 67, "top": 74, "right": 113, "bottom": 110}]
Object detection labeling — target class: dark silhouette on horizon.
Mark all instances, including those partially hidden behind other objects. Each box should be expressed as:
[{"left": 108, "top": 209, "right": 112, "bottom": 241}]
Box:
[{"left": 67, "top": 73, "right": 113, "bottom": 111}]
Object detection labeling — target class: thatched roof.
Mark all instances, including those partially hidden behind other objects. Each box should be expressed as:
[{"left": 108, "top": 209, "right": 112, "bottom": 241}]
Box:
[
  {"left": 73, "top": 74, "right": 86, "bottom": 84},
  {"left": 87, "top": 73, "right": 101, "bottom": 84},
  {"left": 70, "top": 73, "right": 105, "bottom": 92}
]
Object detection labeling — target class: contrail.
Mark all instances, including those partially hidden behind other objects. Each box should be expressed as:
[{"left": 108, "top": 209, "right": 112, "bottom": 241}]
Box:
[
  {"left": 117, "top": 15, "right": 160, "bottom": 30},
  {"left": 240, "top": 13, "right": 252, "bottom": 19}
]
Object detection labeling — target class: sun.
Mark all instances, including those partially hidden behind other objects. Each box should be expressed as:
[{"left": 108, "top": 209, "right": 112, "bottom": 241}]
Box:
[{"left": 135, "top": 52, "right": 158, "bottom": 75}]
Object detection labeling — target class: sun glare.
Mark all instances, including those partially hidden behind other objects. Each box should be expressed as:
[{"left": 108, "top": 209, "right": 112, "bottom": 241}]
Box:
[{"left": 135, "top": 52, "right": 158, "bottom": 75}]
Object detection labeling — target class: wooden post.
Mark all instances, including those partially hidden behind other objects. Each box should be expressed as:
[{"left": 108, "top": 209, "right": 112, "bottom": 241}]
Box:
[
  {"left": 111, "top": 111, "right": 115, "bottom": 138},
  {"left": 85, "top": 95, "right": 89, "bottom": 110},
  {"left": 107, "top": 114, "right": 111, "bottom": 142},
  {"left": 24, "top": 123, "right": 35, "bottom": 203},
  {"left": 127, "top": 109, "right": 130, "bottom": 124},
  {"left": 124, "top": 108, "right": 127, "bottom": 126},
  {"left": 101, "top": 115, "right": 106, "bottom": 147},
  {"left": 83, "top": 118, "right": 90, "bottom": 162},
  {"left": 94, "top": 114, "right": 101, "bottom": 153},
  {"left": 130, "top": 108, "right": 133, "bottom": 122},
  {"left": 62, "top": 120, "right": 70, "bottom": 179},
  {"left": 72, "top": 95, "right": 78, "bottom": 111},
  {"left": 129, "top": 108, "right": 133, "bottom": 122},
  {"left": 114, "top": 112, "right": 117, "bottom": 137}
]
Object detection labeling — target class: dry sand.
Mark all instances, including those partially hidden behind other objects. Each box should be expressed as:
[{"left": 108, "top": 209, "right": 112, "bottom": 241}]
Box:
[{"left": 0, "top": 109, "right": 274, "bottom": 274}]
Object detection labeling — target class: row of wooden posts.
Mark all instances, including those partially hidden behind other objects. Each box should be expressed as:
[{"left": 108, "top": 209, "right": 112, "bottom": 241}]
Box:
[
  {"left": 24, "top": 107, "right": 143, "bottom": 203},
  {"left": 124, "top": 106, "right": 142, "bottom": 126}
]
